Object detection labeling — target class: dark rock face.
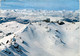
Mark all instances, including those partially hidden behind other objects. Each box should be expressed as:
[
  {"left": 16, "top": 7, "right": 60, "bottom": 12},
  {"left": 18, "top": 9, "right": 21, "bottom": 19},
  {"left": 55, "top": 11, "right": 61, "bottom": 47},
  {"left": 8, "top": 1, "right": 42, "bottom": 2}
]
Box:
[
  {"left": 6, "top": 33, "right": 12, "bottom": 36},
  {"left": 58, "top": 22, "right": 65, "bottom": 25},
  {"left": 16, "top": 19, "right": 30, "bottom": 24},
  {"left": 56, "top": 21, "right": 65, "bottom": 25},
  {"left": 0, "top": 17, "right": 16, "bottom": 23},
  {"left": 62, "top": 18, "right": 73, "bottom": 22},
  {"left": 43, "top": 18, "right": 50, "bottom": 22},
  {"left": 62, "top": 18, "right": 79, "bottom": 22},
  {"left": 0, "top": 31, "right": 3, "bottom": 33}
]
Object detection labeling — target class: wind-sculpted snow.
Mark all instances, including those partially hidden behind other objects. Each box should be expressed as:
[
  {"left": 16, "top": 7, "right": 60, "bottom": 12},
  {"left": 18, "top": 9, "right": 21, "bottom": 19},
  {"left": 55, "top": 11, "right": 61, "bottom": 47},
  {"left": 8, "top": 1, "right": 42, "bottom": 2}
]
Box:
[{"left": 0, "top": 10, "right": 80, "bottom": 56}]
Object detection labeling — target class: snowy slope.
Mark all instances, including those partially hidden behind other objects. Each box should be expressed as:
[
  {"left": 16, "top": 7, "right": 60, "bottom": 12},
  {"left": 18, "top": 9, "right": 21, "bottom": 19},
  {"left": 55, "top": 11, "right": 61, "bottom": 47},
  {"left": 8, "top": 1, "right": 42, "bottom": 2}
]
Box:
[{"left": 0, "top": 10, "right": 79, "bottom": 56}]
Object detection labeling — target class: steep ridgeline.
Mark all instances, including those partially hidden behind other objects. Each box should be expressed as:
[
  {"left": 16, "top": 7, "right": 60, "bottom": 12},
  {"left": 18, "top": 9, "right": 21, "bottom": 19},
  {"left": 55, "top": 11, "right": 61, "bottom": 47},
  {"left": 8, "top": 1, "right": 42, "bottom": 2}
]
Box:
[{"left": 0, "top": 21, "right": 80, "bottom": 56}]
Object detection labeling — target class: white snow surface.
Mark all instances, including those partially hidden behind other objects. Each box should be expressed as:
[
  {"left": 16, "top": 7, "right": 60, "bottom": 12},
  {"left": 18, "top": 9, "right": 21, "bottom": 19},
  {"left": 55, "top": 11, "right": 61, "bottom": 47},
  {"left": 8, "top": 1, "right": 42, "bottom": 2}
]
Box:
[{"left": 0, "top": 9, "right": 79, "bottom": 56}]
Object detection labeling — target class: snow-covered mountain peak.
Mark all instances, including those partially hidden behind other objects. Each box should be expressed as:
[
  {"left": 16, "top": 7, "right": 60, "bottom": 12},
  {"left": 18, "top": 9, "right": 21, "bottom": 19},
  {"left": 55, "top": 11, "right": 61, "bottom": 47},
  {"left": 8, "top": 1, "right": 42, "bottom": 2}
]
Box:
[{"left": 0, "top": 10, "right": 80, "bottom": 56}]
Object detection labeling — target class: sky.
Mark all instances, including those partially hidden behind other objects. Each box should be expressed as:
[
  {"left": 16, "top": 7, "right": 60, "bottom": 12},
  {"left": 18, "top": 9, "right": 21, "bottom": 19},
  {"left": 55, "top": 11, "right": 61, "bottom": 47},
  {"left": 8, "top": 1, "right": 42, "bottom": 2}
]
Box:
[{"left": 0, "top": 0, "right": 79, "bottom": 10}]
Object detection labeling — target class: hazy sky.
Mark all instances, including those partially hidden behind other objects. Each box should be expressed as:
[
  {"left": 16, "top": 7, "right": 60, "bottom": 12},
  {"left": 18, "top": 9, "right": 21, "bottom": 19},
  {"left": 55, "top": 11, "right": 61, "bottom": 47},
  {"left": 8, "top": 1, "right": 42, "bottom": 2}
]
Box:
[{"left": 1, "top": 0, "right": 79, "bottom": 10}]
